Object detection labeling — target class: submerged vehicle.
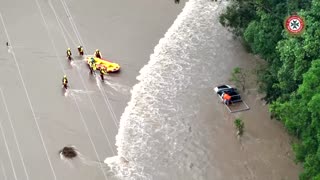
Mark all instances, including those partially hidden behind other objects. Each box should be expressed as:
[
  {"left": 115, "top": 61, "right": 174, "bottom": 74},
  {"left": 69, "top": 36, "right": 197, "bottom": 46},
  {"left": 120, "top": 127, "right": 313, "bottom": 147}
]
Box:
[
  {"left": 214, "top": 85, "right": 242, "bottom": 103},
  {"left": 213, "top": 84, "right": 250, "bottom": 113},
  {"left": 86, "top": 56, "right": 120, "bottom": 73}
]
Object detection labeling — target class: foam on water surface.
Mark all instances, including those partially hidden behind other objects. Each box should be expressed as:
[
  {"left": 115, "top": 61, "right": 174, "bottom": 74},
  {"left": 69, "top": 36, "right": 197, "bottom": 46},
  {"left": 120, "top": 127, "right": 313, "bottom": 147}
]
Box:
[{"left": 105, "top": 0, "right": 228, "bottom": 179}]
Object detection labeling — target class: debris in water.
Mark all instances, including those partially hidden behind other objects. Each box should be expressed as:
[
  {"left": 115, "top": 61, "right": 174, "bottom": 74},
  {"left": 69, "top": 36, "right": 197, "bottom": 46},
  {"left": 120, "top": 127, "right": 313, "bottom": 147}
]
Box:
[{"left": 59, "top": 146, "right": 77, "bottom": 159}]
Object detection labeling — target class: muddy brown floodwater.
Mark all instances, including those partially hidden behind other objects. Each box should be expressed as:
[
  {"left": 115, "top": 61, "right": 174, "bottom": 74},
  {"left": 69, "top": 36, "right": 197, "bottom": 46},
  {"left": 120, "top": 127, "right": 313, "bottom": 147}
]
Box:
[{"left": 0, "top": 0, "right": 302, "bottom": 179}]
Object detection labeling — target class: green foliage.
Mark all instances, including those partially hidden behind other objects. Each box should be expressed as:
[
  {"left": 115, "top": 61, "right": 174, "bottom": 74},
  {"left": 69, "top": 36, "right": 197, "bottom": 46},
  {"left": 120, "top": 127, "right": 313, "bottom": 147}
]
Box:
[
  {"left": 219, "top": 0, "right": 257, "bottom": 37},
  {"left": 230, "top": 67, "right": 247, "bottom": 91},
  {"left": 244, "top": 12, "right": 283, "bottom": 60},
  {"left": 234, "top": 118, "right": 244, "bottom": 136},
  {"left": 274, "top": 60, "right": 320, "bottom": 178},
  {"left": 219, "top": 0, "right": 320, "bottom": 179},
  {"left": 256, "top": 65, "right": 282, "bottom": 102}
]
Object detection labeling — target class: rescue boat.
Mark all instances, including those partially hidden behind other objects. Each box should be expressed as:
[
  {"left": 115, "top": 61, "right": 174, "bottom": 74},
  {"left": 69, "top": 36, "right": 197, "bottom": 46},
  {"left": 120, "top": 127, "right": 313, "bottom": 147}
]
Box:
[{"left": 86, "top": 56, "right": 121, "bottom": 73}]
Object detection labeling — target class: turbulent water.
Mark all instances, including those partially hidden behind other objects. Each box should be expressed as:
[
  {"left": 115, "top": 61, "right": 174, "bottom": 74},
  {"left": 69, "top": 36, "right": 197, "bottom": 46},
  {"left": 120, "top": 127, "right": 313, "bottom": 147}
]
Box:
[{"left": 105, "top": 0, "right": 228, "bottom": 179}]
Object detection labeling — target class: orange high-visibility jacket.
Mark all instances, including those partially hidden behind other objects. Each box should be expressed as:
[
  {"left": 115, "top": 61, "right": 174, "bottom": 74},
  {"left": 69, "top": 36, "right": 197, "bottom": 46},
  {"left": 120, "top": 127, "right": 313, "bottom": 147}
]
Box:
[{"left": 223, "top": 93, "right": 231, "bottom": 100}]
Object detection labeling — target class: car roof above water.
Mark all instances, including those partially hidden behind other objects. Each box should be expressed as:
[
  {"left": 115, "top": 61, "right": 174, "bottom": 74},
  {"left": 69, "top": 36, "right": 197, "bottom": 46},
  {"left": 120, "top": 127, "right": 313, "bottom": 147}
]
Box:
[{"left": 217, "top": 85, "right": 231, "bottom": 89}]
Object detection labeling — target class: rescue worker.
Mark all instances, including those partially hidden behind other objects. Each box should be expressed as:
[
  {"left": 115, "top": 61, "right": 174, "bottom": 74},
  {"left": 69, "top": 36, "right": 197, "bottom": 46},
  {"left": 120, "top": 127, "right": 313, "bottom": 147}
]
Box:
[
  {"left": 87, "top": 63, "right": 93, "bottom": 74},
  {"left": 92, "top": 61, "right": 97, "bottom": 71},
  {"left": 90, "top": 57, "right": 95, "bottom": 65},
  {"left": 78, "top": 46, "right": 84, "bottom": 56},
  {"left": 88, "top": 57, "right": 95, "bottom": 74},
  {"left": 222, "top": 92, "right": 232, "bottom": 105},
  {"left": 91, "top": 57, "right": 96, "bottom": 71},
  {"left": 66, "top": 48, "right": 72, "bottom": 60},
  {"left": 94, "top": 49, "right": 102, "bottom": 59},
  {"left": 87, "top": 62, "right": 93, "bottom": 74},
  {"left": 62, "top": 75, "right": 68, "bottom": 89},
  {"left": 99, "top": 66, "right": 107, "bottom": 81}
]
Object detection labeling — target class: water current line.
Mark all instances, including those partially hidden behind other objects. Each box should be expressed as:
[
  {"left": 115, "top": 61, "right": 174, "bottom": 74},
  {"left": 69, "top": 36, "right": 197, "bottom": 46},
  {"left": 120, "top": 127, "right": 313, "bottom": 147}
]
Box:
[
  {"left": 50, "top": 0, "right": 119, "bottom": 131},
  {"left": 48, "top": 0, "right": 77, "bottom": 48},
  {"left": 0, "top": 88, "right": 30, "bottom": 180},
  {"left": 48, "top": 0, "right": 75, "bottom": 48},
  {"left": 0, "top": 112, "right": 18, "bottom": 180},
  {"left": 1, "top": 162, "right": 8, "bottom": 180},
  {"left": 56, "top": 17, "right": 77, "bottom": 47},
  {"left": 59, "top": 0, "right": 119, "bottom": 129},
  {"left": 0, "top": 12, "right": 58, "bottom": 180},
  {"left": 59, "top": 0, "right": 81, "bottom": 46},
  {"left": 98, "top": 83, "right": 118, "bottom": 128},
  {"left": 58, "top": 0, "right": 119, "bottom": 129},
  {"left": 33, "top": 0, "right": 111, "bottom": 179},
  {"left": 47, "top": 1, "right": 116, "bottom": 155}
]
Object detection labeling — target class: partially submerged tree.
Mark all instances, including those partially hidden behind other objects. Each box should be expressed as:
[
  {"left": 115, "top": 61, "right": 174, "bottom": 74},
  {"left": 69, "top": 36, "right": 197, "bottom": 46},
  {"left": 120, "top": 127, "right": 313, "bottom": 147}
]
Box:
[
  {"left": 234, "top": 118, "right": 244, "bottom": 136},
  {"left": 230, "top": 67, "right": 247, "bottom": 91},
  {"left": 60, "top": 146, "right": 78, "bottom": 159}
]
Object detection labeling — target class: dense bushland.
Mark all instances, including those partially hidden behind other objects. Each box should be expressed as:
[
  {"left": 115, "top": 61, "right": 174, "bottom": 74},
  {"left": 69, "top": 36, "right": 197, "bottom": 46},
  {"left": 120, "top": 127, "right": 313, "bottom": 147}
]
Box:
[{"left": 219, "top": 0, "right": 320, "bottom": 179}]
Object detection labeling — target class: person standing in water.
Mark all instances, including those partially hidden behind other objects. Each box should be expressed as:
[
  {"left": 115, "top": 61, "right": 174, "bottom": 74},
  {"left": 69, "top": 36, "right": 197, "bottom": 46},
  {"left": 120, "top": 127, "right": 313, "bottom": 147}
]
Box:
[
  {"left": 99, "top": 66, "right": 107, "bottom": 81},
  {"left": 62, "top": 75, "right": 68, "bottom": 89},
  {"left": 66, "top": 48, "right": 72, "bottom": 60},
  {"left": 78, "top": 46, "right": 84, "bottom": 56},
  {"left": 94, "top": 49, "right": 102, "bottom": 59},
  {"left": 88, "top": 57, "right": 96, "bottom": 74}
]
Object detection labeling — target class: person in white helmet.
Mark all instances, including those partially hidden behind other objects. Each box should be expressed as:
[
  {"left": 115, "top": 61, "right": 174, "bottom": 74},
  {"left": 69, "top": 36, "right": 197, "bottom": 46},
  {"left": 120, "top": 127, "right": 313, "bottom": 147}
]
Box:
[{"left": 94, "top": 49, "right": 102, "bottom": 59}]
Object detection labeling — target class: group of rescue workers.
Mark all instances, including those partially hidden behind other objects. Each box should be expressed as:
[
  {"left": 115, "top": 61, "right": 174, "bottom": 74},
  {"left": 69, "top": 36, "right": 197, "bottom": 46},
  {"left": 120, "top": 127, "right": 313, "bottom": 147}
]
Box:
[{"left": 63, "top": 46, "right": 107, "bottom": 89}]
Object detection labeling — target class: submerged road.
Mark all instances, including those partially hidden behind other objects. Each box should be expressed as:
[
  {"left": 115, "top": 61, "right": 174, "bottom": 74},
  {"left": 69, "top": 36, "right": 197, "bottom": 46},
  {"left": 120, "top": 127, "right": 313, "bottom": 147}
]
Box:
[{"left": 0, "top": 0, "right": 184, "bottom": 179}]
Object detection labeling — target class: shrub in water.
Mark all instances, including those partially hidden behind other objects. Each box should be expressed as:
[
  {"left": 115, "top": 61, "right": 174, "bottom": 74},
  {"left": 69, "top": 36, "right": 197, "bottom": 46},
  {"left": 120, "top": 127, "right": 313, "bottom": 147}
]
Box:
[
  {"left": 60, "top": 146, "right": 77, "bottom": 159},
  {"left": 234, "top": 118, "right": 244, "bottom": 136}
]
